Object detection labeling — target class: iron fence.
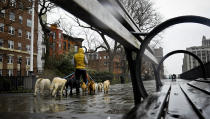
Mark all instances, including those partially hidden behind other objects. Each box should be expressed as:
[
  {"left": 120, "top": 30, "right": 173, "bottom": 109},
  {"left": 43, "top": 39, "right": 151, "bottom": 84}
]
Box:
[{"left": 0, "top": 76, "right": 36, "bottom": 92}]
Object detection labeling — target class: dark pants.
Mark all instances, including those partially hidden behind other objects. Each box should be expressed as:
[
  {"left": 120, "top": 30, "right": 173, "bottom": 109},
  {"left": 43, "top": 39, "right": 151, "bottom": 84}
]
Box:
[{"left": 75, "top": 69, "right": 87, "bottom": 94}]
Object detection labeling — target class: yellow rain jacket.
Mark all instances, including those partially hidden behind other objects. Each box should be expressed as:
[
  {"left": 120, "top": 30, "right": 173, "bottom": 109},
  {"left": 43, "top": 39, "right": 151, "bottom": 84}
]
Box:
[{"left": 74, "top": 48, "right": 87, "bottom": 69}]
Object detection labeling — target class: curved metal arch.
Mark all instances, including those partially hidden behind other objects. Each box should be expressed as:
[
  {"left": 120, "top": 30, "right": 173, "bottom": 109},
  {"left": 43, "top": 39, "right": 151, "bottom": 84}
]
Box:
[
  {"left": 135, "top": 15, "right": 210, "bottom": 99},
  {"left": 156, "top": 50, "right": 206, "bottom": 90}
]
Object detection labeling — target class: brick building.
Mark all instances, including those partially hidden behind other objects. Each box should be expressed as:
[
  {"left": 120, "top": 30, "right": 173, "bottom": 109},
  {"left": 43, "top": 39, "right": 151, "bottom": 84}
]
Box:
[
  {"left": 87, "top": 48, "right": 164, "bottom": 80},
  {"left": 48, "top": 24, "right": 84, "bottom": 57},
  {"left": 0, "top": 0, "right": 38, "bottom": 76},
  {"left": 87, "top": 50, "right": 123, "bottom": 76},
  {"left": 63, "top": 34, "right": 83, "bottom": 53}
]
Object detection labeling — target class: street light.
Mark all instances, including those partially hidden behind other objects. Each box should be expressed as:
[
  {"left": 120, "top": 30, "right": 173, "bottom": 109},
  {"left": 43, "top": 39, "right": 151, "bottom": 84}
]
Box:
[
  {"left": 18, "top": 58, "right": 22, "bottom": 78},
  {"left": 16, "top": 58, "right": 22, "bottom": 90}
]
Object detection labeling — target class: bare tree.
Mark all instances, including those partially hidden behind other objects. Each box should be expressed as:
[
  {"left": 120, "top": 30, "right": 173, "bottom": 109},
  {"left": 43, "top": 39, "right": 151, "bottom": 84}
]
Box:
[
  {"left": 36, "top": 0, "right": 56, "bottom": 67},
  {"left": 119, "top": 0, "right": 163, "bottom": 80},
  {"left": 73, "top": 17, "right": 122, "bottom": 73},
  {"left": 120, "top": 0, "right": 162, "bottom": 48},
  {"left": 120, "top": 0, "right": 162, "bottom": 32}
]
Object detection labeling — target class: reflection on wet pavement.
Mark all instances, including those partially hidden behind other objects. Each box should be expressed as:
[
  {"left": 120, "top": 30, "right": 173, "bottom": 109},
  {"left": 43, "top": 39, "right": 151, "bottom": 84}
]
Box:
[{"left": 0, "top": 80, "right": 174, "bottom": 119}]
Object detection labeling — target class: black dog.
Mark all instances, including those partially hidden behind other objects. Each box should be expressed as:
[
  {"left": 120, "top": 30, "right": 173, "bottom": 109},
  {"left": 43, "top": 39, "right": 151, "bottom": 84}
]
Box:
[{"left": 65, "top": 74, "right": 78, "bottom": 96}]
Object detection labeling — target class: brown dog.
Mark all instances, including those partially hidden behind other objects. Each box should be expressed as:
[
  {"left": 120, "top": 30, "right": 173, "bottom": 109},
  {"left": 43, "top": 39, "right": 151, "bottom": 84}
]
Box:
[
  {"left": 87, "top": 74, "right": 96, "bottom": 95},
  {"left": 81, "top": 82, "right": 87, "bottom": 94}
]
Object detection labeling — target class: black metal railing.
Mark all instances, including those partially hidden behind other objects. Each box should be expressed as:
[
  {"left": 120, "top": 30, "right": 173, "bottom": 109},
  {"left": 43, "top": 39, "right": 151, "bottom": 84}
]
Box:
[{"left": 0, "top": 76, "right": 36, "bottom": 92}]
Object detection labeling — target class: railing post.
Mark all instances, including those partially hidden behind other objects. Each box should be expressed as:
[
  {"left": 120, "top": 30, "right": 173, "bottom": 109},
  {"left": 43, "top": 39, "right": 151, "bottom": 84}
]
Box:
[{"left": 125, "top": 48, "right": 142, "bottom": 105}]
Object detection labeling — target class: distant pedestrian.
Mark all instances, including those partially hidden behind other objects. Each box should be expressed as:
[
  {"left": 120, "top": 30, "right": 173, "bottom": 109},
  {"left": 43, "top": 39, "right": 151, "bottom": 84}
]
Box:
[
  {"left": 72, "top": 48, "right": 88, "bottom": 95},
  {"left": 172, "top": 74, "right": 176, "bottom": 81}
]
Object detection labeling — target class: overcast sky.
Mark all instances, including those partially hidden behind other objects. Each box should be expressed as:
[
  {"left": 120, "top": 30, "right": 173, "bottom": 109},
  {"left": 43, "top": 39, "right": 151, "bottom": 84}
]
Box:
[{"left": 152, "top": 0, "right": 210, "bottom": 75}]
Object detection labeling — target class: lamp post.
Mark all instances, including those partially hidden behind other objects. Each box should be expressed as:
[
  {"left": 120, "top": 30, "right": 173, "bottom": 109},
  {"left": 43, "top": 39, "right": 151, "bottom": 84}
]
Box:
[
  {"left": 19, "top": 58, "right": 22, "bottom": 78},
  {"left": 16, "top": 58, "right": 22, "bottom": 90}
]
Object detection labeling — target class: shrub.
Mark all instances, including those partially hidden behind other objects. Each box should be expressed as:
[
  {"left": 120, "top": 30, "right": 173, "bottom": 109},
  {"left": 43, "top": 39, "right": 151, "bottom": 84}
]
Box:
[
  {"left": 44, "top": 51, "right": 75, "bottom": 78},
  {"left": 88, "top": 70, "right": 113, "bottom": 83}
]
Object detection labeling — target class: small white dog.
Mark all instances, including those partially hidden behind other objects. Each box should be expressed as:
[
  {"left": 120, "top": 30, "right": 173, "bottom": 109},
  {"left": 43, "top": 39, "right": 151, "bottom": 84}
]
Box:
[{"left": 34, "top": 78, "right": 51, "bottom": 96}]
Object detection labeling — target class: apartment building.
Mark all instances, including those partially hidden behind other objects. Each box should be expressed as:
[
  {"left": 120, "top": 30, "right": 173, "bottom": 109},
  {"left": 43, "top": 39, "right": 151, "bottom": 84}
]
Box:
[
  {"left": 182, "top": 36, "right": 210, "bottom": 72},
  {"left": 87, "top": 50, "right": 124, "bottom": 77},
  {"left": 0, "top": 0, "right": 38, "bottom": 76},
  {"left": 48, "top": 24, "right": 83, "bottom": 57}
]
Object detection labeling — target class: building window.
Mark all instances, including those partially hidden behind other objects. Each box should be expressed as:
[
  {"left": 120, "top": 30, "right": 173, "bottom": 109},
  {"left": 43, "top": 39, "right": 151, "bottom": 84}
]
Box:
[
  {"left": 9, "top": 12, "right": 15, "bottom": 21},
  {"left": 0, "top": 10, "right": 5, "bottom": 18},
  {"left": 26, "top": 31, "right": 31, "bottom": 39},
  {"left": 0, "top": 38, "right": 3, "bottom": 47},
  {"left": 8, "top": 55, "right": 13, "bottom": 64},
  {"left": 18, "top": 42, "right": 21, "bottom": 50},
  {"left": 58, "top": 43, "right": 61, "bottom": 49},
  {"left": 18, "top": 1, "right": 23, "bottom": 10},
  {"left": 0, "top": 0, "right": 6, "bottom": 3},
  {"left": 0, "top": 55, "right": 3, "bottom": 63},
  {"left": 10, "top": 0, "right": 16, "bottom": 6},
  {"left": 8, "top": 69, "right": 13, "bottom": 76},
  {"left": 59, "top": 33, "right": 61, "bottom": 39},
  {"left": 52, "top": 32, "right": 56, "bottom": 40},
  {"left": 0, "top": 23, "right": 4, "bottom": 32},
  {"left": 74, "top": 46, "right": 78, "bottom": 52},
  {"left": 8, "top": 40, "right": 14, "bottom": 49},
  {"left": 19, "top": 16, "right": 23, "bottom": 24},
  {"left": 26, "top": 45, "right": 30, "bottom": 52},
  {"left": 18, "top": 29, "right": 22, "bottom": 37},
  {"left": 26, "top": 57, "right": 30, "bottom": 65},
  {"left": 17, "top": 56, "right": 22, "bottom": 64},
  {"left": 64, "top": 42, "right": 66, "bottom": 50},
  {"left": 27, "top": 19, "right": 32, "bottom": 27},
  {"left": 96, "top": 54, "right": 99, "bottom": 59},
  {"left": 104, "top": 56, "right": 106, "bottom": 59},
  {"left": 8, "top": 26, "right": 15, "bottom": 35},
  {"left": 68, "top": 43, "right": 70, "bottom": 49},
  {"left": 28, "top": 9, "right": 32, "bottom": 14},
  {"left": 104, "top": 62, "right": 107, "bottom": 66},
  {"left": 52, "top": 43, "right": 55, "bottom": 51}
]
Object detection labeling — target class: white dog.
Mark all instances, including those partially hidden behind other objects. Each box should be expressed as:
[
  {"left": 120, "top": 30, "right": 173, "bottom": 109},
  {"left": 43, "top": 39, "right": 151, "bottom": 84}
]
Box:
[
  {"left": 50, "top": 77, "right": 67, "bottom": 97},
  {"left": 34, "top": 78, "right": 51, "bottom": 96},
  {"left": 103, "top": 80, "right": 110, "bottom": 94},
  {"left": 98, "top": 83, "right": 103, "bottom": 92}
]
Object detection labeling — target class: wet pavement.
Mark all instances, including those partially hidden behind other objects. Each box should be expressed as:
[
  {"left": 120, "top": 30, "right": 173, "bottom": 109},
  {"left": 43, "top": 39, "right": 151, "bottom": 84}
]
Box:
[
  {"left": 0, "top": 79, "right": 186, "bottom": 119},
  {"left": 0, "top": 82, "right": 135, "bottom": 119}
]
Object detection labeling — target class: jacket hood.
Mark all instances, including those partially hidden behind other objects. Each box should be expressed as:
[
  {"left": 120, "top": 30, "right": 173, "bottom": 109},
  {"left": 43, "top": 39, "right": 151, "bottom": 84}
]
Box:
[{"left": 78, "top": 48, "right": 84, "bottom": 54}]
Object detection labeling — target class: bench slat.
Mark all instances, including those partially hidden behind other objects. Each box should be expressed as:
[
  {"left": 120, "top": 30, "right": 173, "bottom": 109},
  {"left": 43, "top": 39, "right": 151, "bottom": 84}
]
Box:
[
  {"left": 180, "top": 84, "right": 209, "bottom": 118},
  {"left": 166, "top": 85, "right": 199, "bottom": 119},
  {"left": 123, "top": 84, "right": 171, "bottom": 119},
  {"left": 188, "top": 81, "right": 210, "bottom": 94}
]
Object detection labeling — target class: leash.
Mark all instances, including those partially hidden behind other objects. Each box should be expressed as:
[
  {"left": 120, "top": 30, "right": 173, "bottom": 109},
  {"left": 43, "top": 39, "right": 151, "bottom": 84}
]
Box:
[
  {"left": 87, "top": 73, "right": 96, "bottom": 82},
  {"left": 63, "top": 72, "right": 74, "bottom": 79}
]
